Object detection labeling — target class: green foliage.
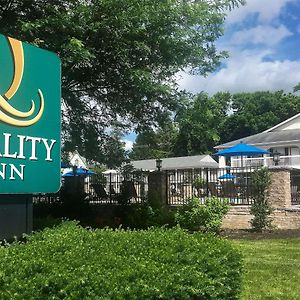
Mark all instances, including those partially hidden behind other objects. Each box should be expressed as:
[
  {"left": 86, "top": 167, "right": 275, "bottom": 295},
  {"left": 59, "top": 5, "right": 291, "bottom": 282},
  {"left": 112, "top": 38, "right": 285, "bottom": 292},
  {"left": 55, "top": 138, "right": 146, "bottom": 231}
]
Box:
[
  {"left": 132, "top": 90, "right": 300, "bottom": 158},
  {"left": 119, "top": 163, "right": 135, "bottom": 180},
  {"left": 175, "top": 197, "right": 230, "bottom": 233},
  {"left": 220, "top": 91, "right": 300, "bottom": 144},
  {"left": 174, "top": 92, "right": 229, "bottom": 155},
  {"left": 192, "top": 176, "right": 207, "bottom": 197},
  {"left": 250, "top": 168, "right": 273, "bottom": 232},
  {"left": 121, "top": 192, "right": 175, "bottom": 229},
  {"left": 0, "top": 222, "right": 242, "bottom": 299},
  {"left": 91, "top": 166, "right": 107, "bottom": 185},
  {"left": 0, "top": 0, "right": 244, "bottom": 162},
  {"left": 294, "top": 82, "right": 300, "bottom": 92},
  {"left": 193, "top": 176, "right": 207, "bottom": 188},
  {"left": 130, "top": 122, "right": 178, "bottom": 160},
  {"left": 33, "top": 216, "right": 63, "bottom": 231}
]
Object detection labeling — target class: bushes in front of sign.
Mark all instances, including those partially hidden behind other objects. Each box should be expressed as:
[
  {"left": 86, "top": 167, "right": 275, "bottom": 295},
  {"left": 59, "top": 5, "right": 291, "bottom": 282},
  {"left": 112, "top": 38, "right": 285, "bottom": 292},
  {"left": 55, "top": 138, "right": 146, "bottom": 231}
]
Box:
[
  {"left": 175, "top": 197, "right": 230, "bottom": 233},
  {"left": 33, "top": 198, "right": 93, "bottom": 229},
  {"left": 121, "top": 203, "right": 175, "bottom": 229},
  {"left": 0, "top": 221, "right": 242, "bottom": 299},
  {"left": 120, "top": 192, "right": 175, "bottom": 229},
  {"left": 33, "top": 177, "right": 94, "bottom": 228},
  {"left": 33, "top": 216, "right": 63, "bottom": 231}
]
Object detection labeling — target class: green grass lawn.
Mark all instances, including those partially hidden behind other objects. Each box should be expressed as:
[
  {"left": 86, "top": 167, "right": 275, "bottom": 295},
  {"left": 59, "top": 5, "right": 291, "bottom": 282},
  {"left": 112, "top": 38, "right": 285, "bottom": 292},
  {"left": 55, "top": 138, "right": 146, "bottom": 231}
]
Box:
[{"left": 232, "top": 237, "right": 300, "bottom": 300}]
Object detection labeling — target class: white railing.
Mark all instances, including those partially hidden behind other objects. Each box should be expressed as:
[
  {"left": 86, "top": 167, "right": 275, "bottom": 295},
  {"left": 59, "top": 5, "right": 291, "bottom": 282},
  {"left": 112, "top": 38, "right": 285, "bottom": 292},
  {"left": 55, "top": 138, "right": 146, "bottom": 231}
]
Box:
[{"left": 231, "top": 155, "right": 300, "bottom": 168}]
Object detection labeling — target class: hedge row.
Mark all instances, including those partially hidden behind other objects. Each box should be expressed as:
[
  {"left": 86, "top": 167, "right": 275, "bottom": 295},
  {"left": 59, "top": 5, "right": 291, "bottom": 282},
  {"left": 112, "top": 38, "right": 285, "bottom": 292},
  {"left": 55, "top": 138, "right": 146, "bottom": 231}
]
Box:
[{"left": 0, "top": 222, "right": 242, "bottom": 299}]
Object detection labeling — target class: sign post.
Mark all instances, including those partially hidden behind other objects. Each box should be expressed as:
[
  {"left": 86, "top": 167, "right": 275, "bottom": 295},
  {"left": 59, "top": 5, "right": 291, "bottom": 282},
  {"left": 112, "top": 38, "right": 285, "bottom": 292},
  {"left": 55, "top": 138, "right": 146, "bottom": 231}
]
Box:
[{"left": 0, "top": 34, "right": 61, "bottom": 239}]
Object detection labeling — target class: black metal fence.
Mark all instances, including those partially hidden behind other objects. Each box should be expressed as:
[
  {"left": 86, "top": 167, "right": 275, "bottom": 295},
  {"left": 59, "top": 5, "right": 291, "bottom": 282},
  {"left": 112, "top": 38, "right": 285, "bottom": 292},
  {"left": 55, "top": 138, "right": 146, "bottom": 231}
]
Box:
[
  {"left": 166, "top": 167, "right": 259, "bottom": 206},
  {"left": 290, "top": 169, "right": 300, "bottom": 205},
  {"left": 85, "top": 171, "right": 149, "bottom": 204},
  {"left": 33, "top": 171, "right": 149, "bottom": 205},
  {"left": 33, "top": 166, "right": 300, "bottom": 207}
]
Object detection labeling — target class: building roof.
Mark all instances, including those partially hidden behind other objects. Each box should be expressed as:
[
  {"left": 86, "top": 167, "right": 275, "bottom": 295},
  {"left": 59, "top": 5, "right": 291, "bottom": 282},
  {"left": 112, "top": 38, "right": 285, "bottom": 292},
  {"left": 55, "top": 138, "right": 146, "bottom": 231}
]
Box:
[
  {"left": 215, "top": 129, "right": 300, "bottom": 149},
  {"left": 263, "top": 113, "right": 300, "bottom": 133},
  {"left": 68, "top": 150, "right": 88, "bottom": 168},
  {"left": 131, "top": 155, "right": 218, "bottom": 170}
]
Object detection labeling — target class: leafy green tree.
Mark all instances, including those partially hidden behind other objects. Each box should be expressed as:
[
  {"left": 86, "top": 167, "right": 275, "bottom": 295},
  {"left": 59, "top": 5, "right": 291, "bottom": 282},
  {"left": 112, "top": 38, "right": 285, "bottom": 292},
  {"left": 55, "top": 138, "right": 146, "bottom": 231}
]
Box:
[
  {"left": 250, "top": 167, "right": 273, "bottom": 232},
  {"left": 63, "top": 129, "right": 127, "bottom": 168},
  {"left": 131, "top": 90, "right": 300, "bottom": 158},
  {"left": 220, "top": 91, "right": 300, "bottom": 144},
  {"left": 293, "top": 83, "right": 300, "bottom": 92},
  {"left": 173, "top": 92, "right": 230, "bottom": 156},
  {"left": 130, "top": 122, "right": 178, "bottom": 160},
  {"left": 0, "top": 0, "right": 244, "bottom": 162}
]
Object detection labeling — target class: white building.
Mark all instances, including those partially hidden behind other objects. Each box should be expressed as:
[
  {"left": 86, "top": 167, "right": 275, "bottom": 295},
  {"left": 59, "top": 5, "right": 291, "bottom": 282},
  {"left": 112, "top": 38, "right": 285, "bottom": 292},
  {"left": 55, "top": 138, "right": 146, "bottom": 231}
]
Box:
[{"left": 215, "top": 113, "right": 300, "bottom": 169}]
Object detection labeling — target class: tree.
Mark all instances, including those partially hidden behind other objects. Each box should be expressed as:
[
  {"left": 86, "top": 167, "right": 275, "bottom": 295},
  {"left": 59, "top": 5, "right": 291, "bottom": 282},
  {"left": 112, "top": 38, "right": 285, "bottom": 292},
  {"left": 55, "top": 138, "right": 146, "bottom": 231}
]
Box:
[
  {"left": 250, "top": 167, "right": 273, "bottom": 232},
  {"left": 129, "top": 121, "right": 178, "bottom": 160},
  {"left": 63, "top": 129, "right": 127, "bottom": 168},
  {"left": 220, "top": 91, "right": 300, "bottom": 144},
  {"left": 173, "top": 92, "right": 230, "bottom": 156},
  {"left": 0, "top": 0, "right": 244, "bottom": 162},
  {"left": 131, "top": 89, "right": 300, "bottom": 158},
  {"left": 293, "top": 83, "right": 300, "bottom": 92}
]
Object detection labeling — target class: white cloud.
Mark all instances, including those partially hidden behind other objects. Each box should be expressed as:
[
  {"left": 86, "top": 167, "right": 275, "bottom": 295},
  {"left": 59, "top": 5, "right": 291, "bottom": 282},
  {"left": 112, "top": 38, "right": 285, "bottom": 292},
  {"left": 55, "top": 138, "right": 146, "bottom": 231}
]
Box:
[
  {"left": 178, "top": 1, "right": 300, "bottom": 96},
  {"left": 122, "top": 139, "right": 134, "bottom": 151},
  {"left": 178, "top": 49, "right": 300, "bottom": 95},
  {"left": 231, "top": 25, "right": 292, "bottom": 46},
  {"left": 227, "top": 0, "right": 295, "bottom": 24}
]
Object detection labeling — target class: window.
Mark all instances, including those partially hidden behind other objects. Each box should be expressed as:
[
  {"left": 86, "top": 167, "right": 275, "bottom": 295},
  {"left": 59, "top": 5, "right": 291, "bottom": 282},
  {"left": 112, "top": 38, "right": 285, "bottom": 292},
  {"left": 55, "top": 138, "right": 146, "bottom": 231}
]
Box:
[{"left": 285, "top": 147, "right": 289, "bottom": 156}]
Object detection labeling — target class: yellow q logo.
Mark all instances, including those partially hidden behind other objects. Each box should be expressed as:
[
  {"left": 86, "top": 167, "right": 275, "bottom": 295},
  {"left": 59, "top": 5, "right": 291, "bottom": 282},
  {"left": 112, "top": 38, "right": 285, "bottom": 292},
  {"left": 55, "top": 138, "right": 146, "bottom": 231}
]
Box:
[{"left": 0, "top": 37, "right": 44, "bottom": 126}]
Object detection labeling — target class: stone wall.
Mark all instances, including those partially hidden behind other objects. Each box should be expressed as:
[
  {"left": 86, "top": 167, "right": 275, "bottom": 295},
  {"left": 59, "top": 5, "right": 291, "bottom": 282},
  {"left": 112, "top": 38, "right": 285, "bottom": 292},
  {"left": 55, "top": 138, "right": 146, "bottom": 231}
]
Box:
[
  {"left": 273, "top": 208, "right": 300, "bottom": 230},
  {"left": 152, "top": 168, "right": 300, "bottom": 230},
  {"left": 222, "top": 206, "right": 252, "bottom": 229},
  {"left": 221, "top": 167, "right": 300, "bottom": 230},
  {"left": 221, "top": 206, "right": 300, "bottom": 230}
]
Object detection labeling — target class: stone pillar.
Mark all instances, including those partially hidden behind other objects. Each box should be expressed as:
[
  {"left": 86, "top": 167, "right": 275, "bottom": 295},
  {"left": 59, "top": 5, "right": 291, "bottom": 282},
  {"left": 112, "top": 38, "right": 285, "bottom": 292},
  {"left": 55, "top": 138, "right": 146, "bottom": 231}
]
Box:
[
  {"left": 268, "top": 167, "right": 292, "bottom": 208},
  {"left": 148, "top": 171, "right": 167, "bottom": 207}
]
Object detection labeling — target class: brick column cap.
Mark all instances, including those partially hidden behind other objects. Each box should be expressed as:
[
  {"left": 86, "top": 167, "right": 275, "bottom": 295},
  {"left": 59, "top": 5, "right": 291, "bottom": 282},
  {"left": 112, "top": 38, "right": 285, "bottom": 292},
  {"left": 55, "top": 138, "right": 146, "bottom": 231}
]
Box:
[{"left": 268, "top": 166, "right": 293, "bottom": 172}]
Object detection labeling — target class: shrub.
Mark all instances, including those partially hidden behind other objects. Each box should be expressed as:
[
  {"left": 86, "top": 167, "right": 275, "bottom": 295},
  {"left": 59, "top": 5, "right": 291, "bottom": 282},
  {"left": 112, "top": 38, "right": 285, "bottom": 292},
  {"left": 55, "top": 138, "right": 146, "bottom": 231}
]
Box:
[
  {"left": 33, "top": 216, "right": 63, "bottom": 231},
  {"left": 175, "top": 197, "right": 230, "bottom": 233},
  {"left": 122, "top": 192, "right": 175, "bottom": 229},
  {"left": 192, "top": 176, "right": 207, "bottom": 188},
  {"left": 0, "top": 222, "right": 242, "bottom": 299},
  {"left": 250, "top": 167, "right": 273, "bottom": 232}
]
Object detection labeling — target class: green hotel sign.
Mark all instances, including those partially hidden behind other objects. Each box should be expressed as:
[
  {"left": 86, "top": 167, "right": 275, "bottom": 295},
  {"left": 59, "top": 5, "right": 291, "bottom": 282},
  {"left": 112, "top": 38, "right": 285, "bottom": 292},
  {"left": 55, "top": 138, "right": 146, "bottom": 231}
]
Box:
[{"left": 0, "top": 34, "right": 61, "bottom": 193}]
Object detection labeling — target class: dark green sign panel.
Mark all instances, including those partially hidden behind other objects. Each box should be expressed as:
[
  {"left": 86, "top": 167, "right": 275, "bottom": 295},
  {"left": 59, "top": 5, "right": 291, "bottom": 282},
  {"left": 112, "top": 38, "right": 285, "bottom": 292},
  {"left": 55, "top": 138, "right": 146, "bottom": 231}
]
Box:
[{"left": 0, "top": 34, "right": 61, "bottom": 193}]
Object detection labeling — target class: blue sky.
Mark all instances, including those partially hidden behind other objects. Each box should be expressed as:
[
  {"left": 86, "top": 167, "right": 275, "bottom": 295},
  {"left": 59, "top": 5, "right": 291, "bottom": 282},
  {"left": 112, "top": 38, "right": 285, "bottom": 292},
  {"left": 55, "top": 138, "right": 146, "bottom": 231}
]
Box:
[
  {"left": 179, "top": 0, "right": 300, "bottom": 94},
  {"left": 123, "top": 0, "right": 300, "bottom": 150}
]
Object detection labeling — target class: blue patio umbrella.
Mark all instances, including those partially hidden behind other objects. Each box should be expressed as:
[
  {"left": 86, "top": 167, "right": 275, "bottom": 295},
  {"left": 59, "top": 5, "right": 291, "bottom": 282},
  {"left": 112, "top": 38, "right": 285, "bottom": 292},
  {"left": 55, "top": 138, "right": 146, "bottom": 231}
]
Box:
[
  {"left": 62, "top": 167, "right": 96, "bottom": 177},
  {"left": 215, "top": 142, "right": 270, "bottom": 168},
  {"left": 216, "top": 142, "right": 270, "bottom": 157},
  {"left": 218, "top": 173, "right": 237, "bottom": 180}
]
